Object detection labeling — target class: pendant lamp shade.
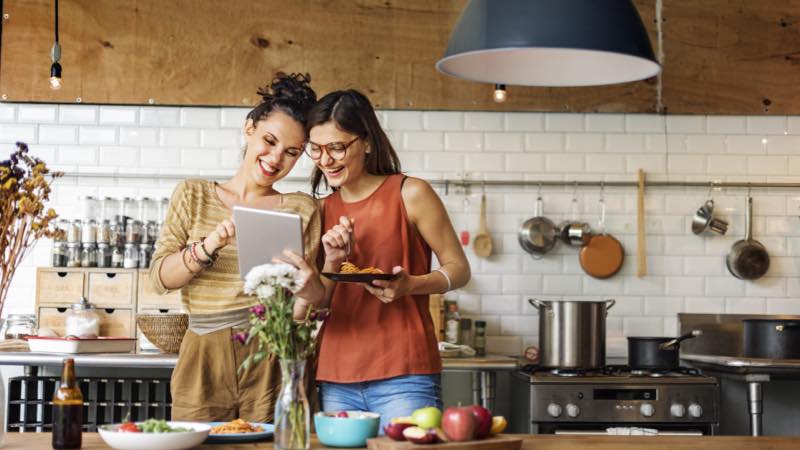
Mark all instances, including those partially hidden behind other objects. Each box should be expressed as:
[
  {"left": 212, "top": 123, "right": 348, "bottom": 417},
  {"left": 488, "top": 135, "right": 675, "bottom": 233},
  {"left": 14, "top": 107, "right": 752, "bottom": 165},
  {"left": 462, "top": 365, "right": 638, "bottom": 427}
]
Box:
[{"left": 436, "top": 0, "right": 661, "bottom": 87}]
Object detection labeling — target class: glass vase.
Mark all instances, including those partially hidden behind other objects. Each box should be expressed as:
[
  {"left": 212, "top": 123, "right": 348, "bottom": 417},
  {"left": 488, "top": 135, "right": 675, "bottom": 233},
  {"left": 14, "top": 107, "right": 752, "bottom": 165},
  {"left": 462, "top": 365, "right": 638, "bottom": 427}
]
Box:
[{"left": 273, "top": 359, "right": 310, "bottom": 450}]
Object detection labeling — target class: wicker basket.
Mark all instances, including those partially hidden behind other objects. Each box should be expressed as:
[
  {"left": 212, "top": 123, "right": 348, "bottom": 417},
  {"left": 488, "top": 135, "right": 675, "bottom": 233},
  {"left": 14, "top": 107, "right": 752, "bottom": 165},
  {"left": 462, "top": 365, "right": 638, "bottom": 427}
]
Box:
[{"left": 136, "top": 313, "right": 189, "bottom": 354}]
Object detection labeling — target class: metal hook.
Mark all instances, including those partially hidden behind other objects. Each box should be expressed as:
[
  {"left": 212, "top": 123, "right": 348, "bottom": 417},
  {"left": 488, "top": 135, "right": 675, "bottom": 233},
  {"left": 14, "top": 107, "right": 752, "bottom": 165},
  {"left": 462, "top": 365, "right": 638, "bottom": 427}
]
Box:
[
  {"left": 747, "top": 183, "right": 752, "bottom": 197},
  {"left": 572, "top": 181, "right": 579, "bottom": 200},
  {"left": 481, "top": 180, "right": 486, "bottom": 194},
  {"left": 537, "top": 182, "right": 543, "bottom": 199},
  {"left": 444, "top": 180, "right": 449, "bottom": 196},
  {"left": 706, "top": 181, "right": 714, "bottom": 200},
  {"left": 599, "top": 181, "right": 606, "bottom": 203}
]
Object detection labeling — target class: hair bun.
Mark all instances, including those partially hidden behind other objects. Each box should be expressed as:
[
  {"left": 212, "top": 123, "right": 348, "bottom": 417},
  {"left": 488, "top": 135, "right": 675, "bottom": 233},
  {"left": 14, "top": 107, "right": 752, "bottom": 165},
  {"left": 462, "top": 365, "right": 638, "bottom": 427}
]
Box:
[{"left": 257, "top": 72, "right": 316, "bottom": 110}]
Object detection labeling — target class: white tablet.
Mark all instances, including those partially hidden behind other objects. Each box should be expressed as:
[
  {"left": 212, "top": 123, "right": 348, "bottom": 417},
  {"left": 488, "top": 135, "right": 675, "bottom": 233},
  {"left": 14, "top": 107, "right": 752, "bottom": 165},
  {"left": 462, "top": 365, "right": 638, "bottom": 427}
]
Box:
[{"left": 233, "top": 206, "right": 304, "bottom": 280}]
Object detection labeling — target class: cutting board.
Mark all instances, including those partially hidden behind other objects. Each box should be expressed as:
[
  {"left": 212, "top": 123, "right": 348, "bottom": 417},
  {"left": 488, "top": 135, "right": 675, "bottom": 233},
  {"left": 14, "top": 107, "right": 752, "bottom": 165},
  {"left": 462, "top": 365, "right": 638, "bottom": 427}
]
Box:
[{"left": 367, "top": 435, "right": 522, "bottom": 450}]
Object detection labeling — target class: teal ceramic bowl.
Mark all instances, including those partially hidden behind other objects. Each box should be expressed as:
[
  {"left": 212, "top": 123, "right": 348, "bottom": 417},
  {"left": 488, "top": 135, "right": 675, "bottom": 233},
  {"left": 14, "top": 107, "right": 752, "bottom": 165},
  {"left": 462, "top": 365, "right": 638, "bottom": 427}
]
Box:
[{"left": 314, "top": 411, "right": 380, "bottom": 448}]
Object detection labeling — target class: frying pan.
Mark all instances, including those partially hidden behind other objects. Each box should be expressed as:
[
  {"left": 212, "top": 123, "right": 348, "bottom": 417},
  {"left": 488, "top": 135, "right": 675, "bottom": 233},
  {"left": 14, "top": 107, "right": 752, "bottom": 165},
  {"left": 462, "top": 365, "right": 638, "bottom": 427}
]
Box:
[
  {"left": 726, "top": 195, "right": 769, "bottom": 280},
  {"left": 518, "top": 195, "right": 558, "bottom": 257},
  {"left": 579, "top": 198, "right": 624, "bottom": 279}
]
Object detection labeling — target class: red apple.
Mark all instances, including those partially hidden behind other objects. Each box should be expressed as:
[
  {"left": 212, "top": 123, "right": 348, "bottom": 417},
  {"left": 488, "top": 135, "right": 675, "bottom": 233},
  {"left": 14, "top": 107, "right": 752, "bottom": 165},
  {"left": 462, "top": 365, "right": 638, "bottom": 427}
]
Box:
[
  {"left": 383, "top": 422, "right": 414, "bottom": 441},
  {"left": 441, "top": 406, "right": 476, "bottom": 442},
  {"left": 402, "top": 426, "right": 439, "bottom": 444},
  {"left": 336, "top": 411, "right": 349, "bottom": 418},
  {"left": 469, "top": 405, "right": 492, "bottom": 439}
]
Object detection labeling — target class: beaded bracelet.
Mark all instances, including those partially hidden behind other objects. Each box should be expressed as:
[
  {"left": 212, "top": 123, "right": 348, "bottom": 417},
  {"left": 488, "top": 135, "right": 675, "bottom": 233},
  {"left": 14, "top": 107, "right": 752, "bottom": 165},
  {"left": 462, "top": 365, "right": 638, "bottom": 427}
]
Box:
[
  {"left": 198, "top": 238, "right": 218, "bottom": 263},
  {"left": 181, "top": 247, "right": 202, "bottom": 275},
  {"left": 189, "top": 241, "right": 214, "bottom": 268}
]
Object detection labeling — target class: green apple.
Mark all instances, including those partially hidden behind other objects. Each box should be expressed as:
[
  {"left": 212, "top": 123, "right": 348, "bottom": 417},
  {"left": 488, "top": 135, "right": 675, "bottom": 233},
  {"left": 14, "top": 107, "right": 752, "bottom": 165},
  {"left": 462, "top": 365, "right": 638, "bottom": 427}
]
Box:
[{"left": 411, "top": 406, "right": 442, "bottom": 429}]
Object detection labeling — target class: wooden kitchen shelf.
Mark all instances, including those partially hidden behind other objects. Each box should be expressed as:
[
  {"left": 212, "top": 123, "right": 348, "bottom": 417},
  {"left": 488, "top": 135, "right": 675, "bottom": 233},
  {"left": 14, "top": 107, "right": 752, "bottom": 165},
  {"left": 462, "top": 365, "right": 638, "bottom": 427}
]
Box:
[{"left": 35, "top": 267, "right": 182, "bottom": 339}]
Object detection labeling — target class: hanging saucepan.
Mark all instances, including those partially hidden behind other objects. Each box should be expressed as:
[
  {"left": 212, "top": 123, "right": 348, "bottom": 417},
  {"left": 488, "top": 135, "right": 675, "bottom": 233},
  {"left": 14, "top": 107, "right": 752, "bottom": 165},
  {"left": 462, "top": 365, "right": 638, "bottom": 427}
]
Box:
[
  {"left": 743, "top": 319, "right": 800, "bottom": 359},
  {"left": 579, "top": 198, "right": 624, "bottom": 279},
  {"left": 726, "top": 195, "right": 770, "bottom": 280},
  {"left": 628, "top": 330, "right": 702, "bottom": 370},
  {"left": 558, "top": 193, "right": 592, "bottom": 247},
  {"left": 518, "top": 195, "right": 558, "bottom": 257}
]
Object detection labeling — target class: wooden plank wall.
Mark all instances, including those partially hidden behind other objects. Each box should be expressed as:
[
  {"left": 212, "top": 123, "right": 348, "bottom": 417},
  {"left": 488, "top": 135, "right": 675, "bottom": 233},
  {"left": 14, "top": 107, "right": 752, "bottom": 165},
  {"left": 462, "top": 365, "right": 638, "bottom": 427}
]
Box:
[{"left": 0, "top": 0, "right": 798, "bottom": 114}]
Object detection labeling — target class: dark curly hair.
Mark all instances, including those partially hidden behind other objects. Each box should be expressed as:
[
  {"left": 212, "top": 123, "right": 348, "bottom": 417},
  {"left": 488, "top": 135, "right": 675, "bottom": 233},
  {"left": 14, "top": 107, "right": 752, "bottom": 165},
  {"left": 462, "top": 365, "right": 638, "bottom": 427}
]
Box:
[{"left": 247, "top": 72, "right": 317, "bottom": 127}]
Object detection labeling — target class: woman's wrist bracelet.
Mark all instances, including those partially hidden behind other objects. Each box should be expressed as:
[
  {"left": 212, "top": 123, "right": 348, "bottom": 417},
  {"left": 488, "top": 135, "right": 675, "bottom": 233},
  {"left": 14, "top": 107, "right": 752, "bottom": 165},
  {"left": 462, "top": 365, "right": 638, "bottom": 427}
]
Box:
[
  {"left": 181, "top": 247, "right": 202, "bottom": 275},
  {"left": 435, "top": 268, "right": 452, "bottom": 292},
  {"left": 190, "top": 241, "right": 214, "bottom": 267},
  {"left": 198, "top": 238, "right": 218, "bottom": 262}
]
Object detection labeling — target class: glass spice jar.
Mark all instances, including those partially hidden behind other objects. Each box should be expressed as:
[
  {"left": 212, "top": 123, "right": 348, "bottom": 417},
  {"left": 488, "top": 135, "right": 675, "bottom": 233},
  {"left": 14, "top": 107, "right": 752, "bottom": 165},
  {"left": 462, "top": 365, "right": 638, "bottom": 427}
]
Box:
[
  {"left": 111, "top": 246, "right": 124, "bottom": 268},
  {"left": 123, "top": 243, "right": 139, "bottom": 268},
  {"left": 81, "top": 219, "right": 97, "bottom": 244},
  {"left": 80, "top": 243, "right": 98, "bottom": 268},
  {"left": 51, "top": 242, "right": 67, "bottom": 267},
  {"left": 144, "top": 221, "right": 159, "bottom": 245},
  {"left": 67, "top": 220, "right": 81, "bottom": 244},
  {"left": 3, "top": 314, "right": 37, "bottom": 340},
  {"left": 108, "top": 221, "right": 123, "bottom": 247},
  {"left": 66, "top": 243, "right": 82, "bottom": 268},
  {"left": 97, "top": 220, "right": 110, "bottom": 245},
  {"left": 125, "top": 219, "right": 142, "bottom": 245},
  {"left": 65, "top": 297, "right": 100, "bottom": 337},
  {"left": 96, "top": 243, "right": 112, "bottom": 268},
  {"left": 138, "top": 244, "right": 152, "bottom": 269}
]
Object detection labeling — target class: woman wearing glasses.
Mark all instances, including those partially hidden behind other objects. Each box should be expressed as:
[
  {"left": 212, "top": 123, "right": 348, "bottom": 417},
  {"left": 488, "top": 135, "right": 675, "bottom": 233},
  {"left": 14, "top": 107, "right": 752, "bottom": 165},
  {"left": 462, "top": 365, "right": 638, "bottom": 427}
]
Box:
[
  {"left": 150, "top": 73, "right": 325, "bottom": 422},
  {"left": 296, "top": 90, "right": 470, "bottom": 429}
]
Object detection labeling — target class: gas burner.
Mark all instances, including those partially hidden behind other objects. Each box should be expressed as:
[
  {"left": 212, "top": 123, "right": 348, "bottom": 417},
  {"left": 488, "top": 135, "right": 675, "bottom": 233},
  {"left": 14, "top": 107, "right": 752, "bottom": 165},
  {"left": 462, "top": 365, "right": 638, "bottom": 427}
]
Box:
[{"left": 549, "top": 368, "right": 584, "bottom": 377}]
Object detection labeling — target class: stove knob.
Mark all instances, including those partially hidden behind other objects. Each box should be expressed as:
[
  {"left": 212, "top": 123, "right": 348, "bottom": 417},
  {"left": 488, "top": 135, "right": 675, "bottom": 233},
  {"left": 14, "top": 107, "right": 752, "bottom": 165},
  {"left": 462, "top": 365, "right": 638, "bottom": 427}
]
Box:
[
  {"left": 547, "top": 403, "right": 563, "bottom": 418},
  {"left": 566, "top": 403, "right": 580, "bottom": 418},
  {"left": 670, "top": 403, "right": 686, "bottom": 418},
  {"left": 640, "top": 402, "right": 655, "bottom": 417},
  {"left": 688, "top": 403, "right": 703, "bottom": 418}
]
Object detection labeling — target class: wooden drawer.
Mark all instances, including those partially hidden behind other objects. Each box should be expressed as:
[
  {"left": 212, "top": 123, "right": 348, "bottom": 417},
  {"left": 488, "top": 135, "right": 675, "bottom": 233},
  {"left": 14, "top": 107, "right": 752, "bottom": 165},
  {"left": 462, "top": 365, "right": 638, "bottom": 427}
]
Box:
[
  {"left": 87, "top": 272, "right": 135, "bottom": 307},
  {"left": 38, "top": 307, "right": 134, "bottom": 338},
  {"left": 137, "top": 270, "right": 182, "bottom": 310},
  {"left": 36, "top": 269, "right": 85, "bottom": 305}
]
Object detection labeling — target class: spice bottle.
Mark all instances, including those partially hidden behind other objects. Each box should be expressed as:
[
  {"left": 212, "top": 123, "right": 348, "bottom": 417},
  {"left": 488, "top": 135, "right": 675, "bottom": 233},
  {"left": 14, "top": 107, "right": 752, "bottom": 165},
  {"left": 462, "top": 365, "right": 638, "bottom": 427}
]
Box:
[
  {"left": 51, "top": 242, "right": 67, "bottom": 267},
  {"left": 138, "top": 244, "right": 152, "bottom": 269},
  {"left": 96, "top": 243, "right": 112, "bottom": 268},
  {"left": 123, "top": 243, "right": 139, "bottom": 268},
  {"left": 66, "top": 243, "right": 82, "bottom": 268},
  {"left": 460, "top": 318, "right": 473, "bottom": 349},
  {"left": 444, "top": 300, "right": 461, "bottom": 344},
  {"left": 52, "top": 358, "right": 83, "bottom": 449},
  {"left": 474, "top": 320, "right": 487, "bottom": 357},
  {"left": 111, "top": 246, "right": 124, "bottom": 268}
]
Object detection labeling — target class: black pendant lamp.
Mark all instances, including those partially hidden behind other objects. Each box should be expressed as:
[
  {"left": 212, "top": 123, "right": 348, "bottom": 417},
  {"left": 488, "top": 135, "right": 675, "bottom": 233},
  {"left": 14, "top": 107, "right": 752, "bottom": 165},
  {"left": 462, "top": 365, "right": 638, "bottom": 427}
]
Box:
[{"left": 436, "top": 0, "right": 661, "bottom": 87}]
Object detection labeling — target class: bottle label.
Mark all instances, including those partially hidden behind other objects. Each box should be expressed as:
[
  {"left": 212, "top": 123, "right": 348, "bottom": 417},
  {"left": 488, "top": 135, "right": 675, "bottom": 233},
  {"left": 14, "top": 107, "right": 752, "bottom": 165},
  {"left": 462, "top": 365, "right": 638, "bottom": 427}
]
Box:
[{"left": 445, "top": 319, "right": 460, "bottom": 344}]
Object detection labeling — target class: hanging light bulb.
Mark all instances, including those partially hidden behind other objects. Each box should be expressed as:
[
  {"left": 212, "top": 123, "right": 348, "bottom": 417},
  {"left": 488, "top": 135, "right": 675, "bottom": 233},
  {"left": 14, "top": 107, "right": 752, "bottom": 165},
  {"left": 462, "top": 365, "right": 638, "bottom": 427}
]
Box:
[
  {"left": 50, "top": 44, "right": 62, "bottom": 90},
  {"left": 49, "top": 0, "right": 62, "bottom": 90},
  {"left": 493, "top": 84, "right": 507, "bottom": 103}
]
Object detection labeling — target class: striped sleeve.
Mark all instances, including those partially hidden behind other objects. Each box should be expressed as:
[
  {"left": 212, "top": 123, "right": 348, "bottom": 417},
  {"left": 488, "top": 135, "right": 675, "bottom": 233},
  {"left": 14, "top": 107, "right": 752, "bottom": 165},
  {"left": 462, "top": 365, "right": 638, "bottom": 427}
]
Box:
[{"left": 149, "top": 180, "right": 193, "bottom": 295}]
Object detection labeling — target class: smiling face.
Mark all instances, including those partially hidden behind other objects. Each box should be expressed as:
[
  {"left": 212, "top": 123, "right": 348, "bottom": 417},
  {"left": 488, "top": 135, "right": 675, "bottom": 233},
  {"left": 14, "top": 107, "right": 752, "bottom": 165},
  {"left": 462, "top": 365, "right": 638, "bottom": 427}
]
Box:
[
  {"left": 308, "top": 121, "right": 368, "bottom": 189},
  {"left": 242, "top": 111, "right": 306, "bottom": 187}
]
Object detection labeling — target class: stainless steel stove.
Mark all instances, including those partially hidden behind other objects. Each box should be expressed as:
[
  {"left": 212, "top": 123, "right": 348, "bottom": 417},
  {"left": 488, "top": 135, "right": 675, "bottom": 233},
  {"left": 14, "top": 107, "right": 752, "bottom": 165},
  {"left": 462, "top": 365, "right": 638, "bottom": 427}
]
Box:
[{"left": 513, "top": 365, "right": 720, "bottom": 435}]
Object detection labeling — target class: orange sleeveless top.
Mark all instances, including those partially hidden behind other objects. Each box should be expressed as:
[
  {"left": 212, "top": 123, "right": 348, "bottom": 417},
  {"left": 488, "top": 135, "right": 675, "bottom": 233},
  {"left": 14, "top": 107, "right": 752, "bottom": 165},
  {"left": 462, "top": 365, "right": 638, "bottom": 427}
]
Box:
[{"left": 316, "top": 174, "right": 442, "bottom": 383}]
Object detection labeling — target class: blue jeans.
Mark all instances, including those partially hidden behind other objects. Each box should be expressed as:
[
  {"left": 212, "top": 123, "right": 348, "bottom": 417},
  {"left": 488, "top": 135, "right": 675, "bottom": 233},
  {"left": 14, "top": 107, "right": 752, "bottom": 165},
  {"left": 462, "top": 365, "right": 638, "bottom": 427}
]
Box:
[{"left": 320, "top": 374, "right": 442, "bottom": 433}]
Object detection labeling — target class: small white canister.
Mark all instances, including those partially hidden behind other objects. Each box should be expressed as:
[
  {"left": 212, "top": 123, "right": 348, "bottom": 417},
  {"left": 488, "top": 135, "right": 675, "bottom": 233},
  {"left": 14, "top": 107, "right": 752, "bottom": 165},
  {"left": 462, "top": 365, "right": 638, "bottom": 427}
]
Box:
[{"left": 65, "top": 296, "right": 100, "bottom": 337}]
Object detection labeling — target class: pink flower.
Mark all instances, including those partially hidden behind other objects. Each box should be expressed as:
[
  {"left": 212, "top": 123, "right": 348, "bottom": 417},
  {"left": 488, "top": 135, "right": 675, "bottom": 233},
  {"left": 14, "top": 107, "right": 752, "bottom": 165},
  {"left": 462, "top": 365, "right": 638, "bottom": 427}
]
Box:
[
  {"left": 249, "top": 303, "right": 266, "bottom": 319},
  {"left": 232, "top": 331, "right": 249, "bottom": 344}
]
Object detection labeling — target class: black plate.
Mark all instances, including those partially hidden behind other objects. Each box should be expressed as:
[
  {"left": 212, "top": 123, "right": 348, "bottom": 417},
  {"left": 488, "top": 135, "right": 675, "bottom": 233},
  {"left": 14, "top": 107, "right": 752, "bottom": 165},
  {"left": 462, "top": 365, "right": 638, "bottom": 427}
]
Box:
[{"left": 321, "top": 272, "right": 398, "bottom": 283}]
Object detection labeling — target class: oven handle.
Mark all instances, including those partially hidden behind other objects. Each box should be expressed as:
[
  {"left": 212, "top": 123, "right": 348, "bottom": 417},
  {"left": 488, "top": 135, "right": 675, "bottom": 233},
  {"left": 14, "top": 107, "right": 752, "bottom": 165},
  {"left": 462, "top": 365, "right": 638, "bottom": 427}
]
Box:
[{"left": 554, "top": 430, "right": 704, "bottom": 436}]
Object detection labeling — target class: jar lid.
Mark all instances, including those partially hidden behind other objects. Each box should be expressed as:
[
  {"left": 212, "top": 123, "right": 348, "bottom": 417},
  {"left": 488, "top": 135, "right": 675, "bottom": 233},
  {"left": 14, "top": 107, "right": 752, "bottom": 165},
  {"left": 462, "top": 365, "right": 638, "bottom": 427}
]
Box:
[
  {"left": 7, "top": 313, "right": 36, "bottom": 320},
  {"left": 71, "top": 296, "right": 96, "bottom": 311}
]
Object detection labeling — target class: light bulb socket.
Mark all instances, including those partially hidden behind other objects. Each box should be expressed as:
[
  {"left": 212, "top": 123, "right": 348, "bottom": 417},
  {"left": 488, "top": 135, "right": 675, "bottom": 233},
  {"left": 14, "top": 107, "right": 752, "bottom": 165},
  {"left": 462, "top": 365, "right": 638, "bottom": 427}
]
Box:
[
  {"left": 493, "top": 84, "right": 507, "bottom": 103},
  {"left": 50, "top": 62, "right": 62, "bottom": 78},
  {"left": 51, "top": 42, "right": 61, "bottom": 63}
]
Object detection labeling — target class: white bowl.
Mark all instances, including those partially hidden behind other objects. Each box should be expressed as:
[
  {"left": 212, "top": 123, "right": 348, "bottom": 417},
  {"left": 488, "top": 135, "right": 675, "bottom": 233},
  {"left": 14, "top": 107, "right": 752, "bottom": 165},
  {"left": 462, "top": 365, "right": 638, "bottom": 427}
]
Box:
[{"left": 98, "top": 422, "right": 211, "bottom": 450}]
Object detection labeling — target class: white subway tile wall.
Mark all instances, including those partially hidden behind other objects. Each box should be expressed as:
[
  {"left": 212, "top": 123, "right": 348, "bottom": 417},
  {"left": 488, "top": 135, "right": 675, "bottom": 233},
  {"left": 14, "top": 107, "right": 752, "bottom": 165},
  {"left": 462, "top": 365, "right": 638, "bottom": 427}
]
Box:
[{"left": 3, "top": 104, "right": 800, "bottom": 356}]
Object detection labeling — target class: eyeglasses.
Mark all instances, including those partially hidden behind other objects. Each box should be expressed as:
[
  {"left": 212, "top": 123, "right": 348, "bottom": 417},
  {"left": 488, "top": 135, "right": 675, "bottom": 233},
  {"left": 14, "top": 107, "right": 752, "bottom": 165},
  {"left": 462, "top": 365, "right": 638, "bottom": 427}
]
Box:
[{"left": 304, "top": 137, "right": 360, "bottom": 161}]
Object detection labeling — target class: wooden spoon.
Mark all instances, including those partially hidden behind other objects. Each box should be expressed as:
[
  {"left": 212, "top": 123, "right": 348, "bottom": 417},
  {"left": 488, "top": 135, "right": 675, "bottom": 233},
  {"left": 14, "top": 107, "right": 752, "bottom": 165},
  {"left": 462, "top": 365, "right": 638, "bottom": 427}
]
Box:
[{"left": 473, "top": 193, "right": 492, "bottom": 258}]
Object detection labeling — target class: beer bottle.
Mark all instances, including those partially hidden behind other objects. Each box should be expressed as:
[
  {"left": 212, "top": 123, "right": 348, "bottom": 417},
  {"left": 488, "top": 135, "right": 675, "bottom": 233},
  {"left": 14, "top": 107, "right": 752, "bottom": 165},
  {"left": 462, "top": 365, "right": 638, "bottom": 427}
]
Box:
[{"left": 52, "top": 358, "right": 82, "bottom": 449}]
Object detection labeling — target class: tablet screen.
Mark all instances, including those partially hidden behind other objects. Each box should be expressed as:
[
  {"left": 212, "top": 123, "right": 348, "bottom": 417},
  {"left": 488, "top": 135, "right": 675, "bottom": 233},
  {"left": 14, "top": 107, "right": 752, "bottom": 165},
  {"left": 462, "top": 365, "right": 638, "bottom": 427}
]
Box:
[{"left": 232, "top": 206, "right": 304, "bottom": 280}]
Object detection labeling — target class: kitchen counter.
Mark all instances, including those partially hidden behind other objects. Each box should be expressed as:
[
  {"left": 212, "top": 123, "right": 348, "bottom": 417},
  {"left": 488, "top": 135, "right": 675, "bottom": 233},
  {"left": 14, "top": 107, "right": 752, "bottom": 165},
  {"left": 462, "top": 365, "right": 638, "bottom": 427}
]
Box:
[
  {"left": 0, "top": 350, "right": 518, "bottom": 370},
  {"left": 5, "top": 433, "right": 800, "bottom": 449}
]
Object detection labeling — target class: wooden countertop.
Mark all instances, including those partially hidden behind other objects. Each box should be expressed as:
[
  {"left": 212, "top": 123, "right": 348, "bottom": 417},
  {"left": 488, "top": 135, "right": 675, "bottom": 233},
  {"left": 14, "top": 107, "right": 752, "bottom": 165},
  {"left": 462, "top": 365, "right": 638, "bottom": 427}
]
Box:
[{"left": 5, "top": 433, "right": 800, "bottom": 449}]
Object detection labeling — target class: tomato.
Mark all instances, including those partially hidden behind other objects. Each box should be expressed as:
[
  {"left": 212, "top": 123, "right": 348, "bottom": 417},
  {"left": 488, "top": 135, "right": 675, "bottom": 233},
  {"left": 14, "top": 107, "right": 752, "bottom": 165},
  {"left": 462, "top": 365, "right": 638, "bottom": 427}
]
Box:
[{"left": 118, "top": 422, "right": 141, "bottom": 433}]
